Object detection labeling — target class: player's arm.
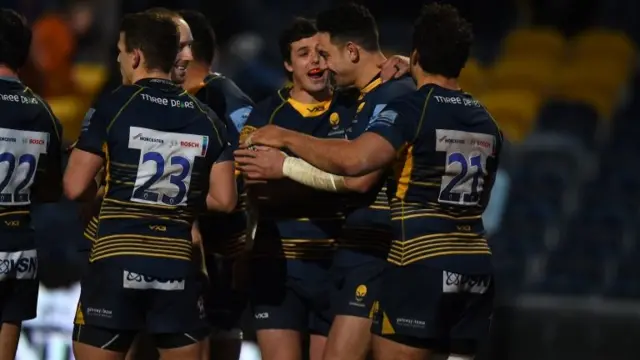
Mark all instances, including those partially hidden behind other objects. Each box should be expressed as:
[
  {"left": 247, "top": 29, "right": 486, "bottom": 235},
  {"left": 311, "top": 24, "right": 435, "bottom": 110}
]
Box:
[
  {"left": 206, "top": 116, "right": 238, "bottom": 212},
  {"left": 63, "top": 106, "right": 108, "bottom": 202},
  {"left": 32, "top": 110, "right": 63, "bottom": 202}
]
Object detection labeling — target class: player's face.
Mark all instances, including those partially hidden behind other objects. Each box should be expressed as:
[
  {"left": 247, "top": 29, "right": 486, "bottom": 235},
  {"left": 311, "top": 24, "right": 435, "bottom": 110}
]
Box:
[
  {"left": 317, "top": 32, "right": 356, "bottom": 88},
  {"left": 284, "top": 34, "right": 329, "bottom": 93},
  {"left": 171, "top": 18, "right": 194, "bottom": 84},
  {"left": 117, "top": 32, "right": 134, "bottom": 85}
]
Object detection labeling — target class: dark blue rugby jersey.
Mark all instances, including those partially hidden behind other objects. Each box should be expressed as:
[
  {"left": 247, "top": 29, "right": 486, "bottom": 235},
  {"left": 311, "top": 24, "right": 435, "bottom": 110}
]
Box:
[
  {"left": 74, "top": 78, "right": 230, "bottom": 278},
  {"left": 0, "top": 78, "right": 63, "bottom": 251},
  {"left": 240, "top": 88, "right": 351, "bottom": 260},
  {"left": 190, "top": 73, "right": 254, "bottom": 257},
  {"left": 333, "top": 75, "right": 415, "bottom": 259},
  {"left": 365, "top": 84, "right": 503, "bottom": 274}
]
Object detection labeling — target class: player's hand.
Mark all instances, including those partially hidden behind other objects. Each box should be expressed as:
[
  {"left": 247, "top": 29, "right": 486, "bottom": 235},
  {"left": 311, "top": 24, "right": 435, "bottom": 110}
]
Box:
[
  {"left": 191, "top": 220, "right": 203, "bottom": 246},
  {"left": 379, "top": 55, "right": 410, "bottom": 83},
  {"left": 240, "top": 124, "right": 290, "bottom": 149},
  {"left": 235, "top": 147, "right": 287, "bottom": 180}
]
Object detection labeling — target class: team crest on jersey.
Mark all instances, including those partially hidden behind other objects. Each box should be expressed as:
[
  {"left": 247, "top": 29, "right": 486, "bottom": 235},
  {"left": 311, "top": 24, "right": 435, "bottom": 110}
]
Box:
[
  {"left": 356, "top": 102, "right": 366, "bottom": 113},
  {"left": 329, "top": 112, "right": 340, "bottom": 128},
  {"left": 355, "top": 284, "right": 367, "bottom": 302},
  {"left": 239, "top": 126, "right": 257, "bottom": 144}
]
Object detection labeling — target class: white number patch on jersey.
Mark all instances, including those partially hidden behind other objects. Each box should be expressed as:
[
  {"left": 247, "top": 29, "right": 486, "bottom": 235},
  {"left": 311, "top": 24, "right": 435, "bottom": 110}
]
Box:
[
  {"left": 128, "top": 126, "right": 209, "bottom": 207},
  {"left": 0, "top": 128, "right": 48, "bottom": 206},
  {"left": 436, "top": 129, "right": 495, "bottom": 206}
]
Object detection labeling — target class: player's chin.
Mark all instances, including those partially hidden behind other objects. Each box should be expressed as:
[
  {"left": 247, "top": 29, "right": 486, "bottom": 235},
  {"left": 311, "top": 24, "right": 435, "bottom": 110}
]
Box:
[{"left": 302, "top": 77, "right": 329, "bottom": 93}]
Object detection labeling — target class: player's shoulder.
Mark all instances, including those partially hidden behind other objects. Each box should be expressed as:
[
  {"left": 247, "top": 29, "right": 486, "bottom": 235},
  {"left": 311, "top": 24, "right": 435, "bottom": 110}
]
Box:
[
  {"left": 250, "top": 88, "right": 287, "bottom": 120},
  {"left": 374, "top": 76, "right": 416, "bottom": 102},
  {"left": 203, "top": 73, "right": 253, "bottom": 105},
  {"left": 92, "top": 85, "right": 142, "bottom": 114}
]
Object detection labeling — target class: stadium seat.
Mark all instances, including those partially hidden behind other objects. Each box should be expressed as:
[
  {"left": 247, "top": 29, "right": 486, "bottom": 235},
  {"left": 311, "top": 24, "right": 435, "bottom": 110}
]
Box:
[
  {"left": 478, "top": 90, "right": 542, "bottom": 142},
  {"left": 605, "top": 253, "right": 640, "bottom": 298},
  {"left": 553, "top": 63, "right": 620, "bottom": 119},
  {"left": 499, "top": 202, "right": 552, "bottom": 254},
  {"left": 570, "top": 28, "right": 637, "bottom": 71},
  {"left": 563, "top": 209, "right": 630, "bottom": 256},
  {"left": 541, "top": 248, "right": 607, "bottom": 295},
  {"left": 500, "top": 28, "right": 567, "bottom": 63},
  {"left": 459, "top": 58, "right": 486, "bottom": 95},
  {"left": 536, "top": 100, "right": 600, "bottom": 148},
  {"left": 72, "top": 63, "right": 108, "bottom": 98},
  {"left": 46, "top": 96, "right": 85, "bottom": 143},
  {"left": 488, "top": 58, "right": 558, "bottom": 96}
]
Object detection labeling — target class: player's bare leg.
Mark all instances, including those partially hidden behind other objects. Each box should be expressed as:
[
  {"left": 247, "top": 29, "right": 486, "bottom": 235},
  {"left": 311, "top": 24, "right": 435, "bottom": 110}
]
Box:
[
  {"left": 123, "top": 335, "right": 138, "bottom": 360},
  {"left": 309, "top": 333, "right": 327, "bottom": 360},
  {"left": 323, "top": 315, "right": 372, "bottom": 360},
  {"left": 371, "top": 334, "right": 432, "bottom": 360},
  {"left": 256, "top": 329, "right": 302, "bottom": 360},
  {"left": 0, "top": 322, "right": 22, "bottom": 359},
  {"left": 73, "top": 342, "right": 126, "bottom": 360},
  {"left": 158, "top": 341, "right": 204, "bottom": 360}
]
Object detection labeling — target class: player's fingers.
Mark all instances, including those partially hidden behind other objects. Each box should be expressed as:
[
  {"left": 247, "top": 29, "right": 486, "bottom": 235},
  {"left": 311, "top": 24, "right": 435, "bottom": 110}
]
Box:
[{"left": 234, "top": 149, "right": 257, "bottom": 159}]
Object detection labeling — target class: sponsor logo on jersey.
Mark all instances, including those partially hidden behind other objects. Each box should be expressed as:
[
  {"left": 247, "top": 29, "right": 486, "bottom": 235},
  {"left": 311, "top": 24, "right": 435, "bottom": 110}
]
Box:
[{"left": 0, "top": 249, "right": 38, "bottom": 280}]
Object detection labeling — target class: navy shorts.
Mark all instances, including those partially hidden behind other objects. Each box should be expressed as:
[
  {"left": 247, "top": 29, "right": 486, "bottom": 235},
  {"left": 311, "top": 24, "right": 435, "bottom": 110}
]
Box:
[
  {"left": 250, "top": 257, "right": 332, "bottom": 336},
  {"left": 330, "top": 251, "right": 386, "bottom": 319},
  {"left": 75, "top": 261, "right": 208, "bottom": 334},
  {"left": 371, "top": 264, "right": 494, "bottom": 355},
  {"left": 203, "top": 253, "right": 247, "bottom": 335},
  {"left": 0, "top": 279, "right": 38, "bottom": 323}
]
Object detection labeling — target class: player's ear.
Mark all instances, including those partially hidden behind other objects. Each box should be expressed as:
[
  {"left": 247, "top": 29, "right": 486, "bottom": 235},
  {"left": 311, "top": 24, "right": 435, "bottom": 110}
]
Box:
[
  {"left": 346, "top": 42, "right": 360, "bottom": 64},
  {"left": 283, "top": 60, "right": 294, "bottom": 74},
  {"left": 132, "top": 49, "right": 141, "bottom": 70},
  {"left": 410, "top": 49, "right": 419, "bottom": 69}
]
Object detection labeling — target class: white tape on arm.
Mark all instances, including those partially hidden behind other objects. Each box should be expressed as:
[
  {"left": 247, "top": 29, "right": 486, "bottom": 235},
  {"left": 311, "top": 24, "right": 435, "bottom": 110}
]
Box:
[{"left": 282, "top": 157, "right": 347, "bottom": 192}]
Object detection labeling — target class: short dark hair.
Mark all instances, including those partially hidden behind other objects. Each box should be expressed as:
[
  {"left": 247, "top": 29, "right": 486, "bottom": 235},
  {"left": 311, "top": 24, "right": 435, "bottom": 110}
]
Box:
[
  {"left": 316, "top": 3, "right": 379, "bottom": 52},
  {"left": 144, "top": 7, "right": 180, "bottom": 19},
  {"left": 278, "top": 17, "right": 318, "bottom": 64},
  {"left": 119, "top": 12, "right": 179, "bottom": 73},
  {"left": 412, "top": 3, "right": 473, "bottom": 78},
  {"left": 0, "top": 9, "right": 31, "bottom": 71},
  {"left": 178, "top": 10, "right": 216, "bottom": 65}
]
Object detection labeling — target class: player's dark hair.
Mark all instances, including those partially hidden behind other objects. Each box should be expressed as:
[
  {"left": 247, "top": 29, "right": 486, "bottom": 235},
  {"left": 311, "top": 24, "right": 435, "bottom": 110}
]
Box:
[
  {"left": 412, "top": 3, "right": 473, "bottom": 78},
  {"left": 119, "top": 12, "right": 179, "bottom": 74},
  {"left": 278, "top": 17, "right": 318, "bottom": 64},
  {"left": 144, "top": 7, "right": 180, "bottom": 19},
  {"left": 179, "top": 10, "right": 216, "bottom": 65},
  {"left": 315, "top": 3, "right": 380, "bottom": 52},
  {"left": 0, "top": 9, "right": 31, "bottom": 71}
]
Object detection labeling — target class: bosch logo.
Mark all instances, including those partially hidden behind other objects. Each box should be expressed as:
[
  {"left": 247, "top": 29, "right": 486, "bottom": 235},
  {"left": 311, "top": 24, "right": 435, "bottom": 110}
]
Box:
[
  {"left": 29, "top": 139, "right": 45, "bottom": 145},
  {"left": 180, "top": 141, "right": 199, "bottom": 148}
]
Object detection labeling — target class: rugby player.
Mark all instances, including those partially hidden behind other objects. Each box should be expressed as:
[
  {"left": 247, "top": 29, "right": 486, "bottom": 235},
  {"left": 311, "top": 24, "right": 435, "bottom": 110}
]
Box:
[
  {"left": 240, "top": 4, "right": 501, "bottom": 360},
  {"left": 0, "top": 9, "right": 63, "bottom": 359},
  {"left": 235, "top": 18, "right": 345, "bottom": 360},
  {"left": 179, "top": 9, "right": 254, "bottom": 360},
  {"left": 236, "top": 4, "right": 415, "bottom": 360},
  {"left": 64, "top": 12, "right": 236, "bottom": 360}
]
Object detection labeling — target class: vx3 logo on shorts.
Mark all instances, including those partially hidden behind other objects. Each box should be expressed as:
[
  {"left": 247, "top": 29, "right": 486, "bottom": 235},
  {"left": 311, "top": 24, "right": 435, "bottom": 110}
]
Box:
[
  {"left": 123, "top": 270, "right": 185, "bottom": 291},
  {"left": 442, "top": 271, "right": 490, "bottom": 294},
  {"left": 0, "top": 249, "right": 37, "bottom": 280}
]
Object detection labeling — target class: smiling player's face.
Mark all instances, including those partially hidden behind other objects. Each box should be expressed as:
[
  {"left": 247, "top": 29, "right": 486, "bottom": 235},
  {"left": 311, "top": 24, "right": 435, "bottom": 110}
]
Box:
[
  {"left": 171, "top": 18, "right": 193, "bottom": 85},
  {"left": 317, "top": 32, "right": 356, "bottom": 88},
  {"left": 284, "top": 34, "right": 329, "bottom": 94}
]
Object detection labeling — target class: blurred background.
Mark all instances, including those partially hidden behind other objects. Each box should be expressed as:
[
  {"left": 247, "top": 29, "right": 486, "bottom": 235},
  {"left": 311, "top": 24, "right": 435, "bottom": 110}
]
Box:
[{"left": 3, "top": 0, "right": 639, "bottom": 359}]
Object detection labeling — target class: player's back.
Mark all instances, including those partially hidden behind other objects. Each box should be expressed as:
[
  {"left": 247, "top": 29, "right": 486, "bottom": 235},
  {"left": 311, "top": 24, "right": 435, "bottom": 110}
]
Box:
[
  {"left": 382, "top": 84, "right": 502, "bottom": 274},
  {"left": 86, "top": 78, "right": 228, "bottom": 278},
  {"left": 242, "top": 88, "right": 349, "bottom": 260},
  {"left": 0, "top": 77, "right": 62, "bottom": 252}
]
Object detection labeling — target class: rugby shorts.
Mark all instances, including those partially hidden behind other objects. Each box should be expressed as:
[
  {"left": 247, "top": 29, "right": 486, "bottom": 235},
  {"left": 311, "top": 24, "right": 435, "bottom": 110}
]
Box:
[
  {"left": 371, "top": 264, "right": 494, "bottom": 355},
  {"left": 0, "top": 248, "right": 39, "bottom": 323}
]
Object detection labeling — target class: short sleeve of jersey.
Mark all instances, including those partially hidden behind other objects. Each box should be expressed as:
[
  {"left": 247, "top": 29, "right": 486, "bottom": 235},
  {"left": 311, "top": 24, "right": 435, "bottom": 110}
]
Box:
[
  {"left": 37, "top": 105, "right": 64, "bottom": 183},
  {"left": 365, "top": 102, "right": 417, "bottom": 151},
  {"left": 75, "top": 101, "right": 109, "bottom": 156},
  {"left": 205, "top": 107, "right": 232, "bottom": 164}
]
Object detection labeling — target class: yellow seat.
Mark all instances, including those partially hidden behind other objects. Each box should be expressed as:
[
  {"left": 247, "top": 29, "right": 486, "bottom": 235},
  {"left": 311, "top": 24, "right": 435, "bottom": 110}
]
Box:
[
  {"left": 459, "top": 58, "right": 486, "bottom": 95},
  {"left": 47, "top": 96, "right": 85, "bottom": 142},
  {"left": 571, "top": 28, "right": 636, "bottom": 67},
  {"left": 72, "top": 63, "right": 108, "bottom": 97},
  {"left": 501, "top": 28, "right": 567, "bottom": 62},
  {"left": 554, "top": 61, "right": 623, "bottom": 118},
  {"left": 488, "top": 58, "right": 558, "bottom": 95},
  {"left": 477, "top": 90, "right": 542, "bottom": 142}
]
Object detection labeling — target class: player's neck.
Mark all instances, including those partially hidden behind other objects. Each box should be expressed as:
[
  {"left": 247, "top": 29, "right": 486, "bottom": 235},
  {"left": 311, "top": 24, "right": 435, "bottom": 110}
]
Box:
[
  {"left": 131, "top": 70, "right": 172, "bottom": 84},
  {"left": 353, "top": 51, "right": 386, "bottom": 90},
  {"left": 0, "top": 66, "right": 19, "bottom": 80},
  {"left": 183, "top": 62, "right": 211, "bottom": 91},
  {"left": 415, "top": 72, "right": 461, "bottom": 91},
  {"left": 289, "top": 84, "right": 332, "bottom": 104}
]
